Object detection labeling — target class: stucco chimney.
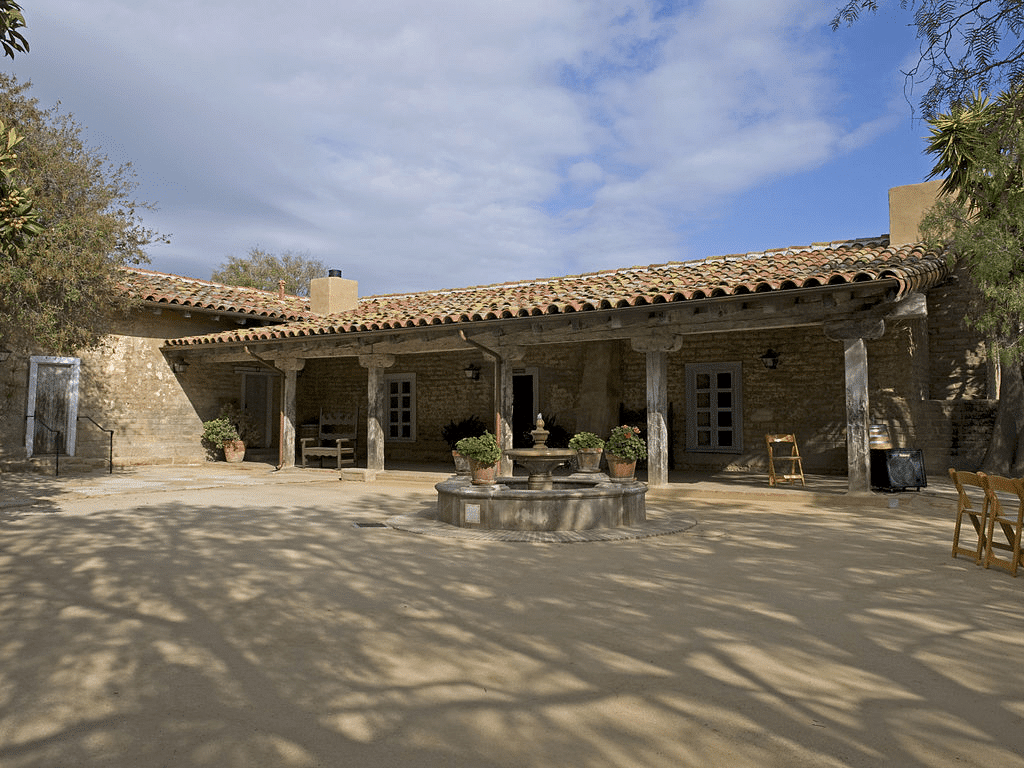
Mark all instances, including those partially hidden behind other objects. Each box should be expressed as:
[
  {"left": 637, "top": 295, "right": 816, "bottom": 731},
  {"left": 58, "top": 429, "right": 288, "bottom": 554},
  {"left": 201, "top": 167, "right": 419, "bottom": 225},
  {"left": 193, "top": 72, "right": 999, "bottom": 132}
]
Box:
[
  {"left": 309, "top": 270, "right": 358, "bottom": 315},
  {"left": 889, "top": 180, "right": 944, "bottom": 245}
]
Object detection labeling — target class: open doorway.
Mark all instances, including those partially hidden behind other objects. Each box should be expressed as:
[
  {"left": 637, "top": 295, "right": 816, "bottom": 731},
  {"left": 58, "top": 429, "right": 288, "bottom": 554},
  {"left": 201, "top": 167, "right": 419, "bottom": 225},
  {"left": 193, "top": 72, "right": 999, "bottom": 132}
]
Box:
[
  {"left": 511, "top": 369, "right": 537, "bottom": 447},
  {"left": 240, "top": 370, "right": 275, "bottom": 449}
]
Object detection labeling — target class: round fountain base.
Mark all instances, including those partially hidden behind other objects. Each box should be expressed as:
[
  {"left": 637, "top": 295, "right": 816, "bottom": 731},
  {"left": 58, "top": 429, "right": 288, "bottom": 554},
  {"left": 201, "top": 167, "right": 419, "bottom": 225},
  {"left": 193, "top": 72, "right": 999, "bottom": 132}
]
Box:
[{"left": 435, "top": 475, "right": 647, "bottom": 531}]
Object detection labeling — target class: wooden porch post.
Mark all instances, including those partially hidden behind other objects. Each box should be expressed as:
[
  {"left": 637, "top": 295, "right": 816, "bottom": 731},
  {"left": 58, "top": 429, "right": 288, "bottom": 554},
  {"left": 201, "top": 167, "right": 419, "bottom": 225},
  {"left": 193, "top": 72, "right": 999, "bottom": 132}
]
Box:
[
  {"left": 360, "top": 353, "right": 395, "bottom": 474},
  {"left": 632, "top": 334, "right": 681, "bottom": 488},
  {"left": 277, "top": 358, "right": 305, "bottom": 469},
  {"left": 825, "top": 319, "right": 884, "bottom": 495}
]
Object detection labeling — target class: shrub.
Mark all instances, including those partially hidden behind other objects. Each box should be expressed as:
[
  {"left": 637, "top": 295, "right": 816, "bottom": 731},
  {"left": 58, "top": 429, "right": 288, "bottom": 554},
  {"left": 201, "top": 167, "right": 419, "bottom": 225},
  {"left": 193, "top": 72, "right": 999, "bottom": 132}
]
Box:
[
  {"left": 455, "top": 430, "right": 501, "bottom": 465},
  {"left": 442, "top": 415, "right": 488, "bottom": 450},
  {"left": 605, "top": 425, "right": 647, "bottom": 461},
  {"left": 201, "top": 417, "right": 239, "bottom": 448},
  {"left": 568, "top": 431, "right": 605, "bottom": 451}
]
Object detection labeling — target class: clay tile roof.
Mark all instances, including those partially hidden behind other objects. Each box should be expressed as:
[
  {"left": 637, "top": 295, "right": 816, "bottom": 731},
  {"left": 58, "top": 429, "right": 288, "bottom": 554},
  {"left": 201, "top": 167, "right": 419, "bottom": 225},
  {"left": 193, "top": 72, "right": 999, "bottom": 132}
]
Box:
[
  {"left": 163, "top": 236, "right": 948, "bottom": 348},
  {"left": 120, "top": 267, "right": 314, "bottom": 321}
]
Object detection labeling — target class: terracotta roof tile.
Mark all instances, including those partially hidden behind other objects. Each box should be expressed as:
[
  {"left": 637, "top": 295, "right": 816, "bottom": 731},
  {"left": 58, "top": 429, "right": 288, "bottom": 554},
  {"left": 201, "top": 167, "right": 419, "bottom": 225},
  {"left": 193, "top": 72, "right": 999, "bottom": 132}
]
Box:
[
  {"left": 120, "top": 268, "right": 314, "bottom": 321},
  {"left": 163, "top": 237, "right": 949, "bottom": 348}
]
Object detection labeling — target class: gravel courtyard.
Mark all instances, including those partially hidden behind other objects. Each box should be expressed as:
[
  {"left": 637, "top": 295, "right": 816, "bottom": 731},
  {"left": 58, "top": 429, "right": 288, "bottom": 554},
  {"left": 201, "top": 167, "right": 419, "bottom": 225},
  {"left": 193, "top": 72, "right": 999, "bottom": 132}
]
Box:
[{"left": 1, "top": 468, "right": 1022, "bottom": 767}]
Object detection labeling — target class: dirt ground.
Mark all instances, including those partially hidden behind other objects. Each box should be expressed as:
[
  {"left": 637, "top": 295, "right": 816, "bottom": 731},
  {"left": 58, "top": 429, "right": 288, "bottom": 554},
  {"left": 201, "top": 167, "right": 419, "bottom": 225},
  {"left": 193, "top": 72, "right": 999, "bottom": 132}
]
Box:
[{"left": 0, "top": 470, "right": 1022, "bottom": 767}]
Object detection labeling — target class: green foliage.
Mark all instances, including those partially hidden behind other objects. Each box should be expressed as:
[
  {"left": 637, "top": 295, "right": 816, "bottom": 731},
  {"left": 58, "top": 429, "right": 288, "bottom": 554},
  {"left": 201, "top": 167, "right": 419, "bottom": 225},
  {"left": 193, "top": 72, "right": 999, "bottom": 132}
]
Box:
[
  {"left": 216, "top": 402, "right": 261, "bottom": 445},
  {"left": 441, "top": 414, "right": 487, "bottom": 450},
  {"left": 0, "top": 0, "right": 28, "bottom": 59},
  {"left": 920, "top": 86, "right": 1024, "bottom": 360},
  {"left": 0, "top": 74, "right": 166, "bottom": 355},
  {"left": 201, "top": 417, "right": 239, "bottom": 448},
  {"left": 832, "top": 1, "right": 1024, "bottom": 117},
  {"left": 455, "top": 430, "right": 501, "bottom": 465},
  {"left": 0, "top": 119, "right": 41, "bottom": 253},
  {"left": 605, "top": 425, "right": 647, "bottom": 461},
  {"left": 568, "top": 431, "right": 605, "bottom": 451},
  {"left": 211, "top": 247, "right": 327, "bottom": 297}
]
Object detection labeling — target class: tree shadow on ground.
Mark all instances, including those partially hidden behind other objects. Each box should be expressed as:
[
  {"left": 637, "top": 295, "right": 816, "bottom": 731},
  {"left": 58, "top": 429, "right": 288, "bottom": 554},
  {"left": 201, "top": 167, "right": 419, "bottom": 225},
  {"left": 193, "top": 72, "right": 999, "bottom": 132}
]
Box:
[{"left": 0, "top": 483, "right": 1022, "bottom": 767}]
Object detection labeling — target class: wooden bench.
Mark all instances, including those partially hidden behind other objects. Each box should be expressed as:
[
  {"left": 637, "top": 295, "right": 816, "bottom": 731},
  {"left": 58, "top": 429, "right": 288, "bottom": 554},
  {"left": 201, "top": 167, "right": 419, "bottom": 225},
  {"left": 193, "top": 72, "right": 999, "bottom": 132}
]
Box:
[{"left": 301, "top": 408, "right": 358, "bottom": 468}]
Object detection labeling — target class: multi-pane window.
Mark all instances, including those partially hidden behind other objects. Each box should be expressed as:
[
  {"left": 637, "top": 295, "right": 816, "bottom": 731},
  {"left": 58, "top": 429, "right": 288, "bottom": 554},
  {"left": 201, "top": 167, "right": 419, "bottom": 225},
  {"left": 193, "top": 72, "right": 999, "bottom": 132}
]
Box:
[
  {"left": 686, "top": 362, "right": 742, "bottom": 453},
  {"left": 386, "top": 374, "right": 415, "bottom": 441}
]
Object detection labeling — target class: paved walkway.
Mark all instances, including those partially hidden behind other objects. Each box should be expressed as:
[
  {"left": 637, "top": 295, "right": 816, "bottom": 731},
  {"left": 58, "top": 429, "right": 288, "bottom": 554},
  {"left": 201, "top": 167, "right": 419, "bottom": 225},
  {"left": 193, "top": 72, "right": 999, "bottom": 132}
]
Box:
[{"left": 1, "top": 462, "right": 1017, "bottom": 768}]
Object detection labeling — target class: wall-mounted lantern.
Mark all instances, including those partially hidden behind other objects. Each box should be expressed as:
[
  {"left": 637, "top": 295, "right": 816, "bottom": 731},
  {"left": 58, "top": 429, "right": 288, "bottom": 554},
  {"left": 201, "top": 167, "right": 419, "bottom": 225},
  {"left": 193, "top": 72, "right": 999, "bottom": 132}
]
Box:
[
  {"left": 172, "top": 358, "right": 190, "bottom": 374},
  {"left": 759, "top": 349, "right": 781, "bottom": 370},
  {"left": 463, "top": 363, "right": 481, "bottom": 381}
]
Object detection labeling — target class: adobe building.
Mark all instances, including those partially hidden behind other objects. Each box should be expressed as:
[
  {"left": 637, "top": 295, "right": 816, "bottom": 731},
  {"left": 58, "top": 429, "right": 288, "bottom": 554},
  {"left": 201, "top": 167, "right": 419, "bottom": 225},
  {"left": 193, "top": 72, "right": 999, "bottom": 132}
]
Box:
[{"left": 0, "top": 182, "right": 995, "bottom": 493}]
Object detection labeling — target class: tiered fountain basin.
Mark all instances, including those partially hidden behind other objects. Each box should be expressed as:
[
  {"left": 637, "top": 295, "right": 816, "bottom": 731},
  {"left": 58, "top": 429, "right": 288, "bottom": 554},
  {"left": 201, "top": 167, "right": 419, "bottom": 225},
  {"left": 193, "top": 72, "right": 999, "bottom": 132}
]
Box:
[{"left": 435, "top": 474, "right": 647, "bottom": 531}]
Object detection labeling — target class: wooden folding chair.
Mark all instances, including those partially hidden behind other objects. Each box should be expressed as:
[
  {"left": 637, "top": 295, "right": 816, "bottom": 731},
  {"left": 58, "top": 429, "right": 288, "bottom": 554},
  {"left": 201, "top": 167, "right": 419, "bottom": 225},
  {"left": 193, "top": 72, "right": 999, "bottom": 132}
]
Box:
[
  {"left": 981, "top": 473, "right": 1024, "bottom": 577},
  {"left": 948, "top": 468, "right": 989, "bottom": 564},
  {"left": 766, "top": 434, "right": 805, "bottom": 487}
]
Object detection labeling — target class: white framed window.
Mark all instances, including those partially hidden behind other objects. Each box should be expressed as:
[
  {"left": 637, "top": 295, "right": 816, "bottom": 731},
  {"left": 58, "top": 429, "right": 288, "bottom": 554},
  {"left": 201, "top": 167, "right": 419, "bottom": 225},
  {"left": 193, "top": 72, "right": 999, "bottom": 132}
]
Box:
[
  {"left": 686, "top": 362, "right": 742, "bottom": 453},
  {"left": 385, "top": 374, "right": 416, "bottom": 441},
  {"left": 26, "top": 356, "right": 81, "bottom": 457}
]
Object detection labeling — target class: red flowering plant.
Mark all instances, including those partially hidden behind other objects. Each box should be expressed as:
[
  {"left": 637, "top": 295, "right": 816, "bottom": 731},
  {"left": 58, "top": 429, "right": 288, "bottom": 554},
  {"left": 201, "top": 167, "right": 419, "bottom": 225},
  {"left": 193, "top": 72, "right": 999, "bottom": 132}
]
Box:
[{"left": 605, "top": 425, "right": 647, "bottom": 461}]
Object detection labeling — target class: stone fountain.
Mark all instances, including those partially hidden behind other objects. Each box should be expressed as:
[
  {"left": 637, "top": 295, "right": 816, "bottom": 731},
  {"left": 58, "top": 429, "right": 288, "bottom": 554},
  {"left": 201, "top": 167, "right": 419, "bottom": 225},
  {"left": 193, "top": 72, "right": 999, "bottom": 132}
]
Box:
[
  {"left": 436, "top": 414, "right": 647, "bottom": 532},
  {"left": 504, "top": 415, "right": 576, "bottom": 490}
]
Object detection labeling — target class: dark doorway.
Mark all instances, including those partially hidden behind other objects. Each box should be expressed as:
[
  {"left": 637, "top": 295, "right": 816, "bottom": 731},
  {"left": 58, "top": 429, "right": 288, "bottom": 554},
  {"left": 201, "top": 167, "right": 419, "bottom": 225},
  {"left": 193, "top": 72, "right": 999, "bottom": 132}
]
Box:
[{"left": 512, "top": 373, "right": 535, "bottom": 447}]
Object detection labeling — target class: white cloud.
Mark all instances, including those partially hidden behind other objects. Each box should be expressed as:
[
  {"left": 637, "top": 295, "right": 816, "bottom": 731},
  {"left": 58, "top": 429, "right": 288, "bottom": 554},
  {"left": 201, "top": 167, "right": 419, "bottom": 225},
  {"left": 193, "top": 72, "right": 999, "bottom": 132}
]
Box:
[{"left": 10, "top": 0, "right": 914, "bottom": 294}]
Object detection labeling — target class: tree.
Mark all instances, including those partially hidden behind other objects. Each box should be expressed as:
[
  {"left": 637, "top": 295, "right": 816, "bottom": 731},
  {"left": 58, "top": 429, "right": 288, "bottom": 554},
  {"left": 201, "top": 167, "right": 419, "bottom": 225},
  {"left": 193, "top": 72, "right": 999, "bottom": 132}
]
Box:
[
  {"left": 918, "top": 86, "right": 1024, "bottom": 472},
  {"left": 0, "top": 119, "right": 42, "bottom": 254},
  {"left": 0, "top": 0, "right": 28, "bottom": 59},
  {"left": 832, "top": 1, "right": 1024, "bottom": 117},
  {"left": 0, "top": 74, "right": 166, "bottom": 354},
  {"left": 211, "top": 247, "right": 327, "bottom": 297},
  {"left": 0, "top": 2, "right": 39, "bottom": 257}
]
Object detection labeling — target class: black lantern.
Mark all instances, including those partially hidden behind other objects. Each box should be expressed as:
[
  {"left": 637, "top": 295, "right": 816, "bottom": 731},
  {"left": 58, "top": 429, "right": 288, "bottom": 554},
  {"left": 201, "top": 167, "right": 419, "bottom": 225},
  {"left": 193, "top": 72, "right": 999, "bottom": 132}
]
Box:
[{"left": 760, "top": 349, "right": 781, "bottom": 370}]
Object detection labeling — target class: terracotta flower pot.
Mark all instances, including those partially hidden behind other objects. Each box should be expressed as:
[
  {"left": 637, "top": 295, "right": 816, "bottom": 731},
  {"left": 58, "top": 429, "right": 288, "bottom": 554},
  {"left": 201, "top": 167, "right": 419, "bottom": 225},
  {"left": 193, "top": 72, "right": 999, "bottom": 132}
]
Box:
[
  {"left": 468, "top": 458, "right": 498, "bottom": 485},
  {"left": 223, "top": 439, "right": 246, "bottom": 463},
  {"left": 452, "top": 450, "right": 471, "bottom": 476},
  {"left": 605, "top": 454, "right": 636, "bottom": 483},
  {"left": 575, "top": 448, "right": 604, "bottom": 473}
]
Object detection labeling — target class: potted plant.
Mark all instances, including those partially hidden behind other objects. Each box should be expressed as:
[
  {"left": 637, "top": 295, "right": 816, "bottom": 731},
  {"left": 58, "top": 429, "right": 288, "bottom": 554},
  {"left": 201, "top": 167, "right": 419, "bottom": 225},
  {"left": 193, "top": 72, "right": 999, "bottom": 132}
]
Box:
[
  {"left": 442, "top": 415, "right": 488, "bottom": 475},
  {"left": 202, "top": 403, "right": 261, "bottom": 463},
  {"left": 569, "top": 431, "right": 605, "bottom": 473},
  {"left": 455, "top": 430, "right": 501, "bottom": 485},
  {"left": 604, "top": 425, "right": 647, "bottom": 482},
  {"left": 202, "top": 417, "right": 244, "bottom": 462}
]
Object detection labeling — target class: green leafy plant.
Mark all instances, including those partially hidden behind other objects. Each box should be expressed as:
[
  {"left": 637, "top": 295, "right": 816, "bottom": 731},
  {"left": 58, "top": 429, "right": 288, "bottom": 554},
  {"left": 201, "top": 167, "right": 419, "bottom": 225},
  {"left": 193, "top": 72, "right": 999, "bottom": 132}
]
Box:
[
  {"left": 217, "top": 402, "right": 261, "bottom": 445},
  {"left": 455, "top": 430, "right": 501, "bottom": 465},
  {"left": 605, "top": 425, "right": 647, "bottom": 461},
  {"left": 441, "top": 415, "right": 488, "bottom": 450},
  {"left": 569, "top": 431, "right": 605, "bottom": 451},
  {"left": 201, "top": 417, "right": 239, "bottom": 448}
]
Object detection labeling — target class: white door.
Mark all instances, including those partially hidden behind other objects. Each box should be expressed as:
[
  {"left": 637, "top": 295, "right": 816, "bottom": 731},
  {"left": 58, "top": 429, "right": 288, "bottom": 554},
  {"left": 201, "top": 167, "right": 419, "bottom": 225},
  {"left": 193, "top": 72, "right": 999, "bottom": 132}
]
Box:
[{"left": 26, "top": 356, "right": 81, "bottom": 457}]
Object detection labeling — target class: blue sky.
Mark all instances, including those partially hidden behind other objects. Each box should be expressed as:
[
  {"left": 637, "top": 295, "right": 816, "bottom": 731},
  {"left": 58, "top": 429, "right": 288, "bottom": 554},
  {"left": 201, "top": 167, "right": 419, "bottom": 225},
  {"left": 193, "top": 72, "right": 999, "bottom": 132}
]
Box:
[{"left": 9, "top": 0, "right": 933, "bottom": 296}]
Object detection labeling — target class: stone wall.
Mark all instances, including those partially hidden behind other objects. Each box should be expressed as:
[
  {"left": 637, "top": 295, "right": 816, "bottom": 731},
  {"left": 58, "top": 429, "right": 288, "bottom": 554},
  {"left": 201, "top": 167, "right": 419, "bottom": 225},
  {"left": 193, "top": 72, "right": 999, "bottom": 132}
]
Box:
[
  {"left": 0, "top": 311, "right": 233, "bottom": 468},
  {"left": 285, "top": 279, "right": 993, "bottom": 475}
]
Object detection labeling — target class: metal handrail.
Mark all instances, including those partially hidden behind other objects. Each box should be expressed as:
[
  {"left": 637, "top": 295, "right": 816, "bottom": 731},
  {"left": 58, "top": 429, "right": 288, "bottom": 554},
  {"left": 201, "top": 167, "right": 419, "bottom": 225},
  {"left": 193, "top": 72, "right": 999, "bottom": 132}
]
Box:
[
  {"left": 78, "top": 416, "right": 114, "bottom": 474},
  {"left": 29, "top": 414, "right": 61, "bottom": 476}
]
